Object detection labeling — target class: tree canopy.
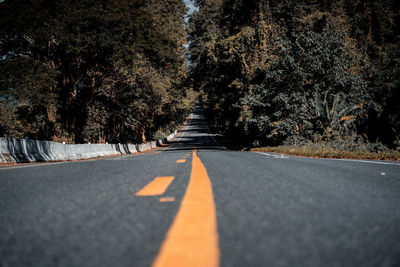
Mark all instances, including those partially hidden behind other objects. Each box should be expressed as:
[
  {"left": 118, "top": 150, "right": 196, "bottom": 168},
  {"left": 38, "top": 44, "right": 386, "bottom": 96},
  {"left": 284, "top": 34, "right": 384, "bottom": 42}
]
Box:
[
  {"left": 1, "top": 0, "right": 399, "bottom": 150},
  {"left": 0, "top": 0, "right": 194, "bottom": 143},
  {"left": 188, "top": 0, "right": 400, "bottom": 148}
]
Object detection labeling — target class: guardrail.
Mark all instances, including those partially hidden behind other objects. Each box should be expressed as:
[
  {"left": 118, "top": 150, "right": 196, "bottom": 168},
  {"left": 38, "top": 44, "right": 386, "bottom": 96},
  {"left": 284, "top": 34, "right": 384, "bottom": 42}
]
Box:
[{"left": 0, "top": 131, "right": 177, "bottom": 164}]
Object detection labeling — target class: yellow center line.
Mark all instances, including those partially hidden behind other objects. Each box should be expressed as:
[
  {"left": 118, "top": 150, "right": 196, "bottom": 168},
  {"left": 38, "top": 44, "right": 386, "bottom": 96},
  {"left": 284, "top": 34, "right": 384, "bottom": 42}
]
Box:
[
  {"left": 176, "top": 159, "right": 186, "bottom": 163},
  {"left": 152, "top": 150, "right": 220, "bottom": 267},
  {"left": 135, "top": 176, "right": 175, "bottom": 196}
]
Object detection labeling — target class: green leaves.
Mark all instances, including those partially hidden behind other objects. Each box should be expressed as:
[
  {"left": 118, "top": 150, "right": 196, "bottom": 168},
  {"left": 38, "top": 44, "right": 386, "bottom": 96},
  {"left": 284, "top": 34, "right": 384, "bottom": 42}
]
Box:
[
  {"left": 189, "top": 0, "right": 400, "bottom": 147},
  {"left": 0, "top": 0, "right": 191, "bottom": 143}
]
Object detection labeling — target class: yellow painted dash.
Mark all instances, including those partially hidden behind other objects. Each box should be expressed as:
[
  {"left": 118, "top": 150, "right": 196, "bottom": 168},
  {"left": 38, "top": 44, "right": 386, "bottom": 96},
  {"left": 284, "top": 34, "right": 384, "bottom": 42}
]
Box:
[
  {"left": 135, "top": 176, "right": 174, "bottom": 196},
  {"left": 176, "top": 159, "right": 186, "bottom": 163},
  {"left": 159, "top": 197, "right": 175, "bottom": 203}
]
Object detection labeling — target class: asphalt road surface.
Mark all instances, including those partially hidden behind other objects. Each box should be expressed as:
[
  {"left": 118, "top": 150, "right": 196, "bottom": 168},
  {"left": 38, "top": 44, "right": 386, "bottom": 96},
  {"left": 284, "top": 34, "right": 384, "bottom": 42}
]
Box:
[{"left": 1, "top": 106, "right": 400, "bottom": 267}]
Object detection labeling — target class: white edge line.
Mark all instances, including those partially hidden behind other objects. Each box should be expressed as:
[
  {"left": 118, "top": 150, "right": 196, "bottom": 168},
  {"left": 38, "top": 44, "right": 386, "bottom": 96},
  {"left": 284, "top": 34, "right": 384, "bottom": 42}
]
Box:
[
  {"left": 104, "top": 154, "right": 137, "bottom": 160},
  {"left": 317, "top": 157, "right": 400, "bottom": 166},
  {"left": 0, "top": 161, "right": 70, "bottom": 170},
  {"left": 254, "top": 152, "right": 400, "bottom": 166},
  {"left": 255, "top": 152, "right": 289, "bottom": 159}
]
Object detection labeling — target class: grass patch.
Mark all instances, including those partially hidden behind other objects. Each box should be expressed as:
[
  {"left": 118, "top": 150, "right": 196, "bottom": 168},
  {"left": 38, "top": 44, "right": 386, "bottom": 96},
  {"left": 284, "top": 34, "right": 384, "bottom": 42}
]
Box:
[{"left": 252, "top": 143, "right": 400, "bottom": 161}]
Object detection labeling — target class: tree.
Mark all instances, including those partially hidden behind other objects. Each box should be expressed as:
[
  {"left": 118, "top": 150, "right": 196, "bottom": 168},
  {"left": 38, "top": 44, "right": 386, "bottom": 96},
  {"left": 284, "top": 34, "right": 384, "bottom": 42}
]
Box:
[
  {"left": 0, "top": 0, "right": 193, "bottom": 143},
  {"left": 188, "top": 0, "right": 400, "bottom": 148}
]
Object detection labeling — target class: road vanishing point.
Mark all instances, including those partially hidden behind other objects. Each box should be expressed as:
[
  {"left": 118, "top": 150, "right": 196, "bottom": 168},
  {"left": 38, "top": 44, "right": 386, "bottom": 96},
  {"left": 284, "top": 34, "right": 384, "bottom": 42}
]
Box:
[{"left": 1, "top": 106, "right": 400, "bottom": 267}]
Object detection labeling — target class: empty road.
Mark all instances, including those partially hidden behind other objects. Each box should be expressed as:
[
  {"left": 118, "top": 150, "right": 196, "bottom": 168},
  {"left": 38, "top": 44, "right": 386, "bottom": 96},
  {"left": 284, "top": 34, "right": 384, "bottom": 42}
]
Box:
[{"left": 1, "top": 106, "right": 400, "bottom": 267}]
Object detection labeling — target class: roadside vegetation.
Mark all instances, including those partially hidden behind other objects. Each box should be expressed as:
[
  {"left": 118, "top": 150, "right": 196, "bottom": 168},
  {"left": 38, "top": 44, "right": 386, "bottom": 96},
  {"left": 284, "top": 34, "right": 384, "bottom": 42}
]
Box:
[
  {"left": 188, "top": 0, "right": 400, "bottom": 158},
  {"left": 0, "top": 0, "right": 196, "bottom": 144},
  {"left": 1, "top": 0, "right": 399, "bottom": 160},
  {"left": 252, "top": 144, "right": 400, "bottom": 161}
]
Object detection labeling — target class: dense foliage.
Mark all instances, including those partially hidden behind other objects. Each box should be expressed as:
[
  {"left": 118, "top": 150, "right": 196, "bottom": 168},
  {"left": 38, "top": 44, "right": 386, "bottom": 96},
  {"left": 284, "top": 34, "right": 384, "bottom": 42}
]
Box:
[
  {"left": 2, "top": 0, "right": 399, "bottom": 149},
  {"left": 0, "top": 0, "right": 194, "bottom": 143},
  {"left": 189, "top": 0, "right": 400, "bottom": 148}
]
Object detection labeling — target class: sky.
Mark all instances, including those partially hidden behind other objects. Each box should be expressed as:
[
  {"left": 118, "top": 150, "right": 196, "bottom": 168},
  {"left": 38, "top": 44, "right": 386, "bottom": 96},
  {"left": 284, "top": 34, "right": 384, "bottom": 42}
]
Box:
[
  {"left": 182, "top": 0, "right": 199, "bottom": 57},
  {"left": 183, "top": 0, "right": 198, "bottom": 23}
]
